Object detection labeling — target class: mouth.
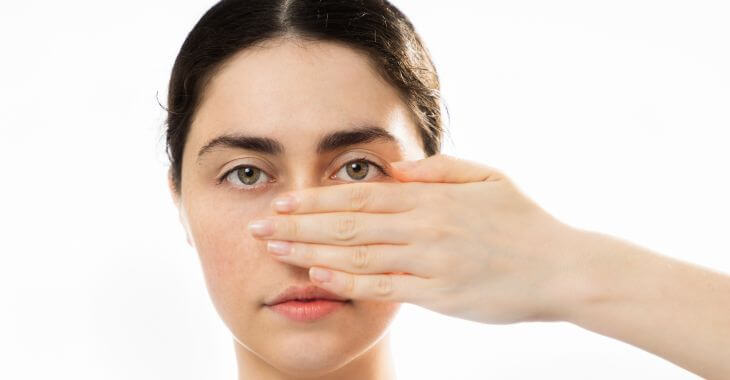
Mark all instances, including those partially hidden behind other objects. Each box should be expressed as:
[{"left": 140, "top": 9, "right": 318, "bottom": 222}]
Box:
[
  {"left": 264, "top": 284, "right": 351, "bottom": 306},
  {"left": 266, "top": 298, "right": 352, "bottom": 322},
  {"left": 282, "top": 298, "right": 350, "bottom": 303},
  {"left": 263, "top": 298, "right": 353, "bottom": 306}
]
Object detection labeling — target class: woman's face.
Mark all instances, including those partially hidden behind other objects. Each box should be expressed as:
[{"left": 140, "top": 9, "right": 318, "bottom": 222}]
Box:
[{"left": 168, "top": 37, "right": 425, "bottom": 375}]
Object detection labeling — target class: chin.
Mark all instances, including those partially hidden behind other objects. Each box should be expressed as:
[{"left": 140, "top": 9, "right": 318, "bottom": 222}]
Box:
[
  {"left": 235, "top": 300, "right": 401, "bottom": 376},
  {"left": 265, "top": 338, "right": 362, "bottom": 375}
]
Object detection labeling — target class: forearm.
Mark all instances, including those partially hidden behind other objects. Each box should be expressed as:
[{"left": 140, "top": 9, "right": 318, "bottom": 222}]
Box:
[{"left": 560, "top": 228, "right": 730, "bottom": 379}]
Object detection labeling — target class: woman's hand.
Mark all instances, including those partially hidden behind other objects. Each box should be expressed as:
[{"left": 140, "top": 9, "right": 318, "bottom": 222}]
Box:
[
  {"left": 248, "top": 153, "right": 730, "bottom": 377},
  {"left": 248, "top": 154, "right": 585, "bottom": 324}
]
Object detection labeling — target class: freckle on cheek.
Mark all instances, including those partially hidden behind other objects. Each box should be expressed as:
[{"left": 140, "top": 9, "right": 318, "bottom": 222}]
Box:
[{"left": 192, "top": 203, "right": 274, "bottom": 275}]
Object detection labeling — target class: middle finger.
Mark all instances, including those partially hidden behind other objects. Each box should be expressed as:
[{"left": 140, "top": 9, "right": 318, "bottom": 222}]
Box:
[{"left": 248, "top": 212, "right": 413, "bottom": 246}]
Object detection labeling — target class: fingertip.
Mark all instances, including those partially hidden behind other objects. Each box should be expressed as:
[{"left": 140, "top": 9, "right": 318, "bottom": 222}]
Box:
[{"left": 272, "top": 194, "right": 298, "bottom": 213}]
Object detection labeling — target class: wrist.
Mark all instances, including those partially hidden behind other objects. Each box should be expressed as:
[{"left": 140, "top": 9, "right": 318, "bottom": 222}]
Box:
[{"left": 542, "top": 225, "right": 622, "bottom": 324}]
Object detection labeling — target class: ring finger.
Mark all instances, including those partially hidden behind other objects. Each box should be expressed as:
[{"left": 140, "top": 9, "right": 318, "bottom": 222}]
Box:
[{"left": 266, "top": 240, "right": 434, "bottom": 278}]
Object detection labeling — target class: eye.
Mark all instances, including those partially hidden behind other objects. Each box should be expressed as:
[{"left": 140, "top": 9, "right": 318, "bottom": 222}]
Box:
[
  {"left": 331, "top": 156, "right": 389, "bottom": 182},
  {"left": 218, "top": 156, "right": 390, "bottom": 192},
  {"left": 218, "top": 165, "right": 273, "bottom": 192}
]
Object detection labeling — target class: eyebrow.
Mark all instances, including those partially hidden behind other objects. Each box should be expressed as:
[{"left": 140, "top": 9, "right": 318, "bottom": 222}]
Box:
[{"left": 196, "top": 124, "right": 398, "bottom": 163}]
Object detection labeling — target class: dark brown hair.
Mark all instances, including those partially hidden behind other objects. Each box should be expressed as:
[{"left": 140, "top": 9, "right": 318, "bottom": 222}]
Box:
[{"left": 162, "top": 0, "right": 447, "bottom": 194}]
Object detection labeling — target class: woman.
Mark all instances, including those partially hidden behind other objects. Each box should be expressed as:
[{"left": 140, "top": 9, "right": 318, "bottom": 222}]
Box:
[{"left": 163, "top": 1, "right": 730, "bottom": 378}]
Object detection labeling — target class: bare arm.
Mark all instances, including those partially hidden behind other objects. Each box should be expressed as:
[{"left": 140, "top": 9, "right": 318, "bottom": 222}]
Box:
[{"left": 558, "top": 228, "right": 730, "bottom": 379}]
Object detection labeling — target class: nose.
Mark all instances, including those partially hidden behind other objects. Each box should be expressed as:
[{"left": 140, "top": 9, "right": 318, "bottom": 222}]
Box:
[{"left": 273, "top": 161, "right": 332, "bottom": 197}]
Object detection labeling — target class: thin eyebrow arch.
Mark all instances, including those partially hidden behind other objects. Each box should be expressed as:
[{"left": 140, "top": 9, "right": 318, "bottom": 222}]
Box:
[{"left": 196, "top": 124, "right": 399, "bottom": 163}]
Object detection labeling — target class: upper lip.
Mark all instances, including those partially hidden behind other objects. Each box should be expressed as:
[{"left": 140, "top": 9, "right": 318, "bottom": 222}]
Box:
[{"left": 265, "top": 285, "right": 351, "bottom": 306}]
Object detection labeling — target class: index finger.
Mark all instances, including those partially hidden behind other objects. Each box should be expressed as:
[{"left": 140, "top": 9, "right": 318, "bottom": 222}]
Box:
[{"left": 271, "top": 181, "right": 419, "bottom": 214}]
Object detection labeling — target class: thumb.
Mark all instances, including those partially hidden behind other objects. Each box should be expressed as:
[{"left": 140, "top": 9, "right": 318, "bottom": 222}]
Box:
[{"left": 390, "top": 153, "right": 503, "bottom": 183}]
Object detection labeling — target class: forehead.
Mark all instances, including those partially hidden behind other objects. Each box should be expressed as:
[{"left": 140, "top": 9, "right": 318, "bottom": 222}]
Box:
[{"left": 186, "top": 37, "right": 419, "bottom": 159}]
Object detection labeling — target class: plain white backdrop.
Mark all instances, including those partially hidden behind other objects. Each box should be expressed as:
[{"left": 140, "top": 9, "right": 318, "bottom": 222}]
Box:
[{"left": 1, "top": 1, "right": 728, "bottom": 379}]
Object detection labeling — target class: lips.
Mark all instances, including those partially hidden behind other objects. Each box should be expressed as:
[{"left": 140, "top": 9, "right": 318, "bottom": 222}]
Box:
[{"left": 265, "top": 284, "right": 351, "bottom": 306}]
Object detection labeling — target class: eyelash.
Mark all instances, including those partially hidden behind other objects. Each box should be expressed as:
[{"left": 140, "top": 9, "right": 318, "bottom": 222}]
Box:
[{"left": 216, "top": 156, "right": 390, "bottom": 192}]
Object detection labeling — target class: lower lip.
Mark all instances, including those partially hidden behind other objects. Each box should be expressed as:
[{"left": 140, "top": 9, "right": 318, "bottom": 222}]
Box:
[{"left": 267, "top": 299, "right": 349, "bottom": 322}]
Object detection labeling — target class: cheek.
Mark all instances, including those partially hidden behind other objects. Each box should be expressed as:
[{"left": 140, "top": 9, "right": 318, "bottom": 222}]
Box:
[
  {"left": 323, "top": 300, "right": 401, "bottom": 347},
  {"left": 355, "top": 300, "right": 402, "bottom": 332},
  {"left": 184, "top": 194, "right": 274, "bottom": 318}
]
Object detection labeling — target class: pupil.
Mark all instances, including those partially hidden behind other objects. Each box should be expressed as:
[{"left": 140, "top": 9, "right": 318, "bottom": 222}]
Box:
[
  {"left": 237, "top": 166, "right": 260, "bottom": 185},
  {"left": 346, "top": 160, "right": 368, "bottom": 180}
]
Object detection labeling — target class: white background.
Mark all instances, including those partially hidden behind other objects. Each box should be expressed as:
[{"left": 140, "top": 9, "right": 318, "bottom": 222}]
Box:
[{"left": 1, "top": 1, "right": 728, "bottom": 379}]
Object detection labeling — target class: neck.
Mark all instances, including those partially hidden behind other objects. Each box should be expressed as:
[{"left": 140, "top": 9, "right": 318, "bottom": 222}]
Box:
[{"left": 234, "top": 331, "right": 397, "bottom": 380}]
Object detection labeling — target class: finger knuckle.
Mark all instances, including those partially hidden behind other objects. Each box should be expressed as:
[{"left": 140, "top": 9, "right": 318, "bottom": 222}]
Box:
[
  {"left": 300, "top": 243, "right": 316, "bottom": 262},
  {"left": 333, "top": 214, "right": 358, "bottom": 241},
  {"left": 375, "top": 275, "right": 394, "bottom": 297},
  {"left": 420, "top": 223, "right": 449, "bottom": 242},
  {"left": 344, "top": 274, "right": 357, "bottom": 295},
  {"left": 348, "top": 184, "right": 371, "bottom": 211},
  {"left": 436, "top": 247, "right": 458, "bottom": 271},
  {"left": 351, "top": 245, "right": 370, "bottom": 270}
]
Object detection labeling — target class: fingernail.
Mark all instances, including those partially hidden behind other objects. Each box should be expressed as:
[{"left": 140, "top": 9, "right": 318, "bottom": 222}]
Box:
[
  {"left": 267, "top": 240, "right": 292, "bottom": 256},
  {"left": 272, "top": 195, "right": 298, "bottom": 213},
  {"left": 248, "top": 219, "right": 274, "bottom": 236},
  {"left": 310, "top": 267, "right": 332, "bottom": 283}
]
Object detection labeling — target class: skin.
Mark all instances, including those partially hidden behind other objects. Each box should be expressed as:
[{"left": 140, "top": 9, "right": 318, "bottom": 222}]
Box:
[
  {"left": 166, "top": 35, "right": 730, "bottom": 380},
  {"left": 168, "top": 37, "right": 426, "bottom": 379},
  {"left": 250, "top": 149, "right": 730, "bottom": 378}
]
